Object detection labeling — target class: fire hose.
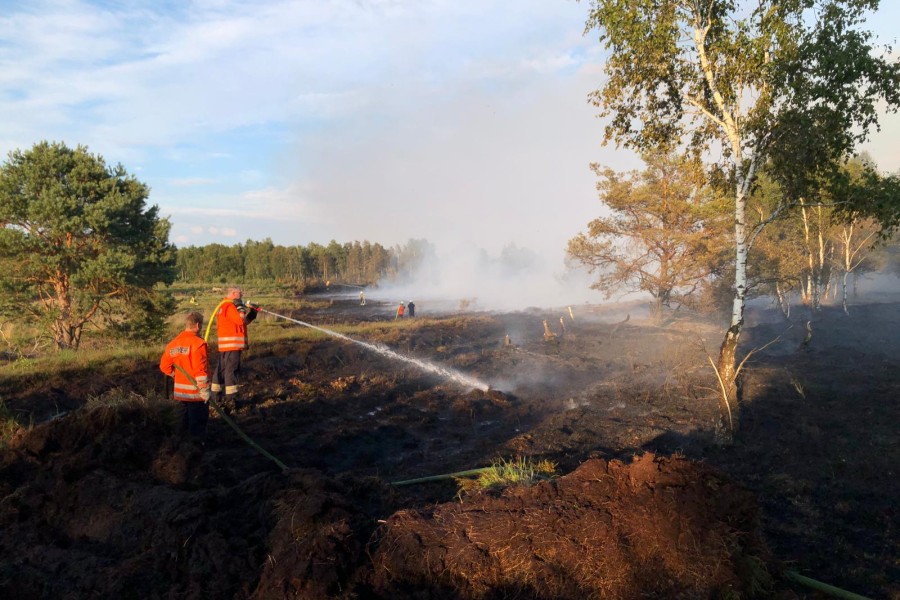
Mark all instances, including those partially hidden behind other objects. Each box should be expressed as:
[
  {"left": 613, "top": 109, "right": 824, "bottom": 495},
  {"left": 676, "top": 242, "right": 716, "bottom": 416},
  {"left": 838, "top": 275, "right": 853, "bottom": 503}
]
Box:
[{"left": 173, "top": 364, "right": 288, "bottom": 473}]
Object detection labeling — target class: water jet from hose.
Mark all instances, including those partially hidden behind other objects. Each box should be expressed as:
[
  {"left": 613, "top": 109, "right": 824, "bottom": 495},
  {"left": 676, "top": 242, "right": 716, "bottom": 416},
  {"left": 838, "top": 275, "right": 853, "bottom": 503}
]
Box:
[{"left": 259, "top": 308, "right": 490, "bottom": 391}]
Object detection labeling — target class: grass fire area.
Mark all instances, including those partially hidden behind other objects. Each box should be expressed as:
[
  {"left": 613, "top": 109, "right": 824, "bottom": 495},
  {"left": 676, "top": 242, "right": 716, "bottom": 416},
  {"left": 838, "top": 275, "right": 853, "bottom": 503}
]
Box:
[{"left": 0, "top": 297, "right": 897, "bottom": 599}]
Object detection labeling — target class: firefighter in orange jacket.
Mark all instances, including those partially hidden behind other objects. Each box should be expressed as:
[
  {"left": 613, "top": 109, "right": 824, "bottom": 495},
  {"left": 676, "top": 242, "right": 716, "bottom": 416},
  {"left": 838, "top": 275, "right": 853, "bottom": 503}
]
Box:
[
  {"left": 160, "top": 311, "right": 210, "bottom": 439},
  {"left": 210, "top": 286, "right": 258, "bottom": 408}
]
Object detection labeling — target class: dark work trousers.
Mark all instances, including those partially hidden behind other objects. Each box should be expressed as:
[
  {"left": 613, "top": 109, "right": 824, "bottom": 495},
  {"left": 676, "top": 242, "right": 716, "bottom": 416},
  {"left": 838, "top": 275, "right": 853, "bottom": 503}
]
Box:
[
  {"left": 212, "top": 350, "right": 242, "bottom": 398},
  {"left": 180, "top": 401, "right": 209, "bottom": 439}
]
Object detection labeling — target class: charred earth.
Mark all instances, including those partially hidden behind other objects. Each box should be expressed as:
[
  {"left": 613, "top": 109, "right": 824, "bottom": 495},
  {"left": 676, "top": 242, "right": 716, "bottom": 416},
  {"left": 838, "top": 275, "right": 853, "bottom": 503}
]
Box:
[{"left": 1, "top": 298, "right": 898, "bottom": 598}]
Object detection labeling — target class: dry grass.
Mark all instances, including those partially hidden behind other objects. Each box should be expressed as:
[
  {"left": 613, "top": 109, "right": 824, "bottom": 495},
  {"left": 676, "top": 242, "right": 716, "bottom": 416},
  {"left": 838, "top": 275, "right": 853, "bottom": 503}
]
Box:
[
  {"left": 84, "top": 387, "right": 166, "bottom": 410},
  {"left": 0, "top": 399, "right": 25, "bottom": 447}
]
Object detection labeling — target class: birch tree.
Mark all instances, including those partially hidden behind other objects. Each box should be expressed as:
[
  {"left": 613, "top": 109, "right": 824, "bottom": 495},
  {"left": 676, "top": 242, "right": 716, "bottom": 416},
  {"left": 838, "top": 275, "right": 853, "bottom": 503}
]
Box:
[
  {"left": 584, "top": 0, "right": 900, "bottom": 429},
  {"left": 831, "top": 158, "right": 900, "bottom": 312},
  {"left": 833, "top": 217, "right": 879, "bottom": 313}
]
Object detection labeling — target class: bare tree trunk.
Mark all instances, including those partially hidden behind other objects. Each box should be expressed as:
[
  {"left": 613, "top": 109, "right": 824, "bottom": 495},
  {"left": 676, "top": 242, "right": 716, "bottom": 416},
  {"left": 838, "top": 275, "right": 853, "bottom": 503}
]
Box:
[
  {"left": 716, "top": 321, "right": 741, "bottom": 441},
  {"left": 842, "top": 271, "right": 850, "bottom": 315},
  {"left": 800, "top": 204, "right": 823, "bottom": 311},
  {"left": 653, "top": 295, "right": 664, "bottom": 323},
  {"left": 53, "top": 320, "right": 80, "bottom": 351},
  {"left": 775, "top": 281, "right": 791, "bottom": 319}
]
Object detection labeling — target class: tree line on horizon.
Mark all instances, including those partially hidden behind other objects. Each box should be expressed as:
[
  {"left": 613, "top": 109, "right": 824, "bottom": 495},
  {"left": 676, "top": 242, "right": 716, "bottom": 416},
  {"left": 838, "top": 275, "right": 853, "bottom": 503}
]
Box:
[{"left": 176, "top": 238, "right": 397, "bottom": 286}]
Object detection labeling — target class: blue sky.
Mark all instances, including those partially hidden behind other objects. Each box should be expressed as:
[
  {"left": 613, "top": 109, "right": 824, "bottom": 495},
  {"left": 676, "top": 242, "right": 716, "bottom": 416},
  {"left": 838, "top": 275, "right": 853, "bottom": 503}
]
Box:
[{"left": 1, "top": 0, "right": 898, "bottom": 263}]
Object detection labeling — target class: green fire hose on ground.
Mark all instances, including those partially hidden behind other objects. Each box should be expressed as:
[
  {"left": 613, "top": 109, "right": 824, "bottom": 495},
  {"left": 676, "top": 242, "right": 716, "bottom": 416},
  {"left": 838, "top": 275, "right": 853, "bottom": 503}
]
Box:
[
  {"left": 783, "top": 570, "right": 872, "bottom": 600},
  {"left": 173, "top": 364, "right": 288, "bottom": 472}
]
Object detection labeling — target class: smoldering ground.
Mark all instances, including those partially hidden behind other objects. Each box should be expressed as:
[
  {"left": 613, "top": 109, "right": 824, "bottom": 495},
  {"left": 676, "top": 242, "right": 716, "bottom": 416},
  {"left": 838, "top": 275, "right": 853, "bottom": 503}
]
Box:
[{"left": 1, "top": 279, "right": 898, "bottom": 597}]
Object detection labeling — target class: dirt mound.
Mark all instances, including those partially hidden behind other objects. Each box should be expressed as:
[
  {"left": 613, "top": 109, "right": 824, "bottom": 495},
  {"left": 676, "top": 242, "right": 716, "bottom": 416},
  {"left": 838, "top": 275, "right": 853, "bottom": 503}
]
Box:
[
  {"left": 370, "top": 454, "right": 774, "bottom": 599},
  {"left": 0, "top": 402, "right": 782, "bottom": 599},
  {"left": 0, "top": 405, "right": 378, "bottom": 599}
]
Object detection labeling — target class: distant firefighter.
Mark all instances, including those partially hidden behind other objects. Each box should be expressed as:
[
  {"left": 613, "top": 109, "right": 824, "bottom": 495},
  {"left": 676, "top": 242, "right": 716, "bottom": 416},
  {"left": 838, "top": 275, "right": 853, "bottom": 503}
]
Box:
[
  {"left": 396, "top": 302, "right": 405, "bottom": 319},
  {"left": 359, "top": 291, "right": 366, "bottom": 306},
  {"left": 407, "top": 301, "right": 415, "bottom": 317}
]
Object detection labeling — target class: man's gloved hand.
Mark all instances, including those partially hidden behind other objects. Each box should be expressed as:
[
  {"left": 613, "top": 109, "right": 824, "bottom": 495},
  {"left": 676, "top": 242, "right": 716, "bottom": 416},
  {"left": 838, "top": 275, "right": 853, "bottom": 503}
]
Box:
[
  {"left": 245, "top": 302, "right": 259, "bottom": 324},
  {"left": 199, "top": 387, "right": 210, "bottom": 401}
]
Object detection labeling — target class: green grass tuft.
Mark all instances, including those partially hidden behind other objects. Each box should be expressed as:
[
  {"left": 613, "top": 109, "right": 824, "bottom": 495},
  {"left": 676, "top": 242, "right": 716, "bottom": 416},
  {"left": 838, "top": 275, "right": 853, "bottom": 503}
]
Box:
[{"left": 457, "top": 456, "right": 557, "bottom": 493}]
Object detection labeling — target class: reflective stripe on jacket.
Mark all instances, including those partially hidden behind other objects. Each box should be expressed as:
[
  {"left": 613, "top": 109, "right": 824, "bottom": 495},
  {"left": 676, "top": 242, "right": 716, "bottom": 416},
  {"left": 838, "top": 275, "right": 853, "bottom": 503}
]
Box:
[
  {"left": 216, "top": 301, "right": 248, "bottom": 351},
  {"left": 160, "top": 330, "right": 209, "bottom": 402}
]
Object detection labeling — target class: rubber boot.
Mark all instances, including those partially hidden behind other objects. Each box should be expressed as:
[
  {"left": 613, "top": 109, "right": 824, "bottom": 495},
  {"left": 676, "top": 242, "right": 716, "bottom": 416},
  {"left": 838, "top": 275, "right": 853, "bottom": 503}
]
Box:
[{"left": 230, "top": 394, "right": 246, "bottom": 411}]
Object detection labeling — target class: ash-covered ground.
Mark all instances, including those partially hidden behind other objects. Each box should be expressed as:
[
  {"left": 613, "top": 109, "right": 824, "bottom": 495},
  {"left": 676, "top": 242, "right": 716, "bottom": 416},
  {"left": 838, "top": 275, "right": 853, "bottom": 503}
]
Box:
[{"left": 1, "top": 295, "right": 897, "bottom": 598}]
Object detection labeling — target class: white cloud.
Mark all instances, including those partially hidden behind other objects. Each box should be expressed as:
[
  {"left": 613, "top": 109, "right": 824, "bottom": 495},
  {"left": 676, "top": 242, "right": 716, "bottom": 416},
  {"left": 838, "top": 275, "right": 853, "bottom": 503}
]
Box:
[
  {"left": 204, "top": 226, "right": 237, "bottom": 237},
  {"left": 1, "top": 0, "right": 897, "bottom": 262},
  {"left": 170, "top": 177, "right": 217, "bottom": 187},
  {"left": 0, "top": 0, "right": 598, "bottom": 158}
]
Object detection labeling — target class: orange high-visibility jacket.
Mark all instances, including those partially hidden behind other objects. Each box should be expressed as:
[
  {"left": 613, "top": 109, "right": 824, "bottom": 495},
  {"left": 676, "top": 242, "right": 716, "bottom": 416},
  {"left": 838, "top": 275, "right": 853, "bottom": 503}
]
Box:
[
  {"left": 216, "top": 300, "right": 248, "bottom": 351},
  {"left": 160, "top": 330, "right": 209, "bottom": 402}
]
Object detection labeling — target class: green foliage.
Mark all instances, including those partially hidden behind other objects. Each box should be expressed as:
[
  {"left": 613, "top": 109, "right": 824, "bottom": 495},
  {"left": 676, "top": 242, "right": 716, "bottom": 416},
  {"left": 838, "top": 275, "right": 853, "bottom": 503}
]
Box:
[
  {"left": 104, "top": 289, "right": 178, "bottom": 343},
  {"left": 0, "top": 141, "right": 176, "bottom": 351},
  {"left": 749, "top": 157, "right": 893, "bottom": 312},
  {"left": 586, "top": 0, "right": 900, "bottom": 224},
  {"left": 833, "top": 164, "right": 900, "bottom": 237},
  {"left": 393, "top": 238, "right": 437, "bottom": 282},
  {"left": 586, "top": 0, "right": 900, "bottom": 178},
  {"left": 456, "top": 457, "right": 557, "bottom": 493},
  {"left": 0, "top": 342, "right": 158, "bottom": 379}
]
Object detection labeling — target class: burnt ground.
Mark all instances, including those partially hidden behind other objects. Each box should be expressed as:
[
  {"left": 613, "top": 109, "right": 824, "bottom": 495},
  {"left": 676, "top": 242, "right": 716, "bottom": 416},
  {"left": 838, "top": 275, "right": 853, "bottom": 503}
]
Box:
[{"left": 0, "top": 296, "right": 898, "bottom": 599}]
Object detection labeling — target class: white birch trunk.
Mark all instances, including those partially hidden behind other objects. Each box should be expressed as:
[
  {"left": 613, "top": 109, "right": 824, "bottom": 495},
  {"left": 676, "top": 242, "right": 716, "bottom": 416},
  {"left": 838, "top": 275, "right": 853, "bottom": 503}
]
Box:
[
  {"left": 775, "top": 281, "right": 791, "bottom": 319},
  {"left": 731, "top": 184, "right": 748, "bottom": 332}
]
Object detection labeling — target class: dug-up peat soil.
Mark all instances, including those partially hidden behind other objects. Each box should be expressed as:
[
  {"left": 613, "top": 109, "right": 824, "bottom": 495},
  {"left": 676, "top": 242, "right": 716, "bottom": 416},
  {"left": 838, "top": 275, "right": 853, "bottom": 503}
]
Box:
[{"left": 1, "top": 297, "right": 898, "bottom": 598}]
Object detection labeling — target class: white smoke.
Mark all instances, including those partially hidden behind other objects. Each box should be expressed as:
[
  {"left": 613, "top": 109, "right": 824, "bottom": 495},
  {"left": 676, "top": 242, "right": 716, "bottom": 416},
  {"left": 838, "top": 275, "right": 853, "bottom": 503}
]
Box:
[{"left": 368, "top": 240, "right": 604, "bottom": 312}]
